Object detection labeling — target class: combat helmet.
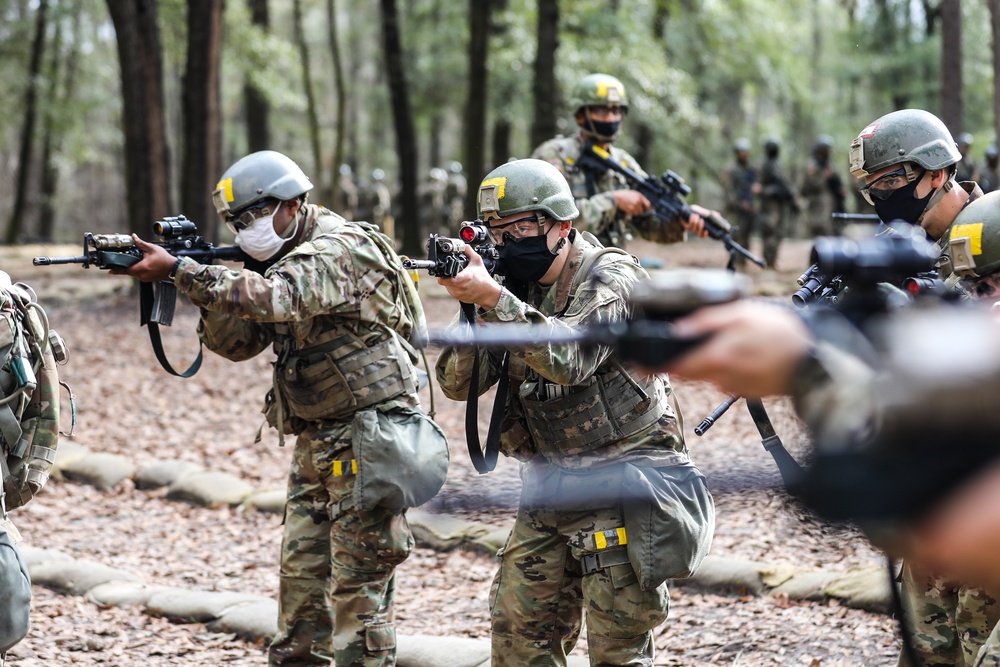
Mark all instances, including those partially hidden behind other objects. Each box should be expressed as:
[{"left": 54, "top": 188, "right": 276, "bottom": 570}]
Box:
[
  {"left": 478, "top": 159, "right": 579, "bottom": 223},
  {"left": 570, "top": 73, "right": 629, "bottom": 113},
  {"left": 733, "top": 138, "right": 752, "bottom": 153},
  {"left": 849, "top": 109, "right": 961, "bottom": 179},
  {"left": 212, "top": 150, "right": 313, "bottom": 219},
  {"left": 946, "top": 190, "right": 1000, "bottom": 279}
]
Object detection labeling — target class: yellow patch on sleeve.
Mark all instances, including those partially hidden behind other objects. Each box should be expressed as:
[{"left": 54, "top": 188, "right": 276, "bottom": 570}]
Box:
[
  {"left": 952, "top": 222, "right": 984, "bottom": 255},
  {"left": 481, "top": 176, "right": 506, "bottom": 200},
  {"left": 216, "top": 177, "right": 234, "bottom": 203}
]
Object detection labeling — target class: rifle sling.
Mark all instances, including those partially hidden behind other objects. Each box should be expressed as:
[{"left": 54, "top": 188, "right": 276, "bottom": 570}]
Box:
[
  {"left": 461, "top": 302, "right": 508, "bottom": 474},
  {"left": 140, "top": 281, "right": 203, "bottom": 379},
  {"left": 744, "top": 397, "right": 803, "bottom": 488}
]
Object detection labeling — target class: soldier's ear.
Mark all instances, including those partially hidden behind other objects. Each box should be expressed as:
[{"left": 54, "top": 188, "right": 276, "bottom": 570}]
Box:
[{"left": 559, "top": 220, "right": 572, "bottom": 237}]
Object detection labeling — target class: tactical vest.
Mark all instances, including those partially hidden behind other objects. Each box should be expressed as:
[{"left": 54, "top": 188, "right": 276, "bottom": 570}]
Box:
[
  {"left": 511, "top": 235, "right": 665, "bottom": 466},
  {"left": 0, "top": 278, "right": 68, "bottom": 511},
  {"left": 264, "top": 216, "right": 422, "bottom": 435}
]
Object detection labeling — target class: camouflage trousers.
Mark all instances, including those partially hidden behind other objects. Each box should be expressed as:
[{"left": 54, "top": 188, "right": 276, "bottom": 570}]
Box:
[
  {"left": 974, "top": 618, "right": 1000, "bottom": 666},
  {"left": 269, "top": 426, "right": 414, "bottom": 667},
  {"left": 758, "top": 200, "right": 790, "bottom": 269},
  {"left": 490, "top": 479, "right": 670, "bottom": 666},
  {"left": 727, "top": 208, "right": 759, "bottom": 269},
  {"left": 897, "top": 562, "right": 1000, "bottom": 667}
]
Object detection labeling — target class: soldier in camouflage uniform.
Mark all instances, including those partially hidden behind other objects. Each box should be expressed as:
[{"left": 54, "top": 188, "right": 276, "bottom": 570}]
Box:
[
  {"left": 799, "top": 135, "right": 846, "bottom": 238},
  {"left": 979, "top": 145, "right": 999, "bottom": 194},
  {"left": 754, "top": 137, "right": 800, "bottom": 268},
  {"left": 956, "top": 133, "right": 980, "bottom": 185},
  {"left": 336, "top": 163, "right": 360, "bottom": 220},
  {"left": 435, "top": 159, "right": 715, "bottom": 667},
  {"left": 664, "top": 110, "right": 999, "bottom": 667},
  {"left": 531, "top": 73, "right": 704, "bottom": 249},
  {"left": 721, "top": 138, "right": 758, "bottom": 269},
  {"left": 118, "top": 150, "right": 435, "bottom": 667}
]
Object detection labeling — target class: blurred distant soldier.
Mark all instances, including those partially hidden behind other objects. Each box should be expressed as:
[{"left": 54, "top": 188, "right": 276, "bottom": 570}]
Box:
[
  {"left": 799, "top": 135, "right": 846, "bottom": 237},
  {"left": 980, "top": 145, "right": 1000, "bottom": 194},
  {"left": 445, "top": 161, "right": 468, "bottom": 226},
  {"left": 531, "top": 72, "right": 703, "bottom": 249},
  {"left": 721, "top": 138, "right": 758, "bottom": 269},
  {"left": 359, "top": 168, "right": 394, "bottom": 235},
  {"left": 336, "top": 163, "right": 359, "bottom": 220},
  {"left": 754, "top": 136, "right": 800, "bottom": 269},
  {"left": 956, "top": 132, "right": 979, "bottom": 184},
  {"left": 418, "top": 167, "right": 449, "bottom": 233}
]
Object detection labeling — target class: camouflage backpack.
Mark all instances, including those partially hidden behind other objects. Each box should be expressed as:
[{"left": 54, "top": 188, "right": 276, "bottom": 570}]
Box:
[{"left": 0, "top": 273, "right": 70, "bottom": 513}]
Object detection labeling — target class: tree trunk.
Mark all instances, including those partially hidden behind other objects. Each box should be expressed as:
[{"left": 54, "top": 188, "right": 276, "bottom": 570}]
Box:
[
  {"left": 245, "top": 0, "right": 270, "bottom": 153},
  {"left": 530, "top": 0, "right": 558, "bottom": 150},
  {"left": 939, "top": 0, "right": 962, "bottom": 134},
  {"left": 492, "top": 118, "right": 511, "bottom": 170},
  {"left": 181, "top": 0, "right": 224, "bottom": 241},
  {"left": 293, "top": 0, "right": 325, "bottom": 202},
  {"left": 380, "top": 0, "right": 420, "bottom": 254},
  {"left": 463, "top": 0, "right": 491, "bottom": 218},
  {"left": 6, "top": 0, "right": 49, "bottom": 244},
  {"left": 327, "top": 0, "right": 347, "bottom": 209},
  {"left": 106, "top": 0, "right": 173, "bottom": 234},
  {"left": 990, "top": 0, "right": 1000, "bottom": 147}
]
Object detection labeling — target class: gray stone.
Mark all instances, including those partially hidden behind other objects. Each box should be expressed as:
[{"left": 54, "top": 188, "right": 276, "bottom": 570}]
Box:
[
  {"left": 30, "top": 559, "right": 141, "bottom": 595},
  {"left": 207, "top": 599, "right": 278, "bottom": 642},
  {"left": 146, "top": 588, "right": 268, "bottom": 623},
  {"left": 86, "top": 581, "right": 169, "bottom": 607},
  {"left": 397, "top": 634, "right": 490, "bottom": 667},
  {"left": 18, "top": 546, "right": 72, "bottom": 567},
  {"left": 61, "top": 452, "right": 137, "bottom": 491},
  {"left": 49, "top": 440, "right": 91, "bottom": 479},
  {"left": 408, "top": 510, "right": 494, "bottom": 551},
  {"left": 243, "top": 488, "right": 286, "bottom": 514},
  {"left": 166, "top": 470, "right": 255, "bottom": 508},
  {"left": 135, "top": 459, "right": 205, "bottom": 490},
  {"left": 688, "top": 555, "right": 766, "bottom": 595},
  {"left": 469, "top": 527, "right": 509, "bottom": 557},
  {"left": 825, "top": 566, "right": 892, "bottom": 613},
  {"left": 771, "top": 571, "right": 839, "bottom": 601}
]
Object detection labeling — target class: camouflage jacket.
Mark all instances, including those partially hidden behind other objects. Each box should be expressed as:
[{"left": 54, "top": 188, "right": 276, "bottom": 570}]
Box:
[
  {"left": 799, "top": 159, "right": 843, "bottom": 216},
  {"left": 721, "top": 161, "right": 756, "bottom": 214},
  {"left": 530, "top": 132, "right": 685, "bottom": 244},
  {"left": 173, "top": 204, "right": 424, "bottom": 420},
  {"left": 436, "top": 229, "right": 689, "bottom": 469}
]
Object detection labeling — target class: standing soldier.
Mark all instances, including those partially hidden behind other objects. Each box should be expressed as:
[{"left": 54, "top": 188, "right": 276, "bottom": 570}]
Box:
[
  {"left": 980, "top": 145, "right": 999, "bottom": 194},
  {"left": 418, "top": 167, "right": 449, "bottom": 234},
  {"left": 755, "top": 137, "right": 800, "bottom": 269},
  {"left": 117, "top": 150, "right": 447, "bottom": 667},
  {"left": 336, "top": 163, "right": 359, "bottom": 220},
  {"left": 358, "top": 168, "right": 394, "bottom": 236},
  {"left": 436, "top": 159, "right": 715, "bottom": 666},
  {"left": 531, "top": 72, "right": 703, "bottom": 249},
  {"left": 799, "top": 135, "right": 846, "bottom": 238},
  {"left": 721, "top": 138, "right": 758, "bottom": 269},
  {"left": 956, "top": 132, "right": 980, "bottom": 184},
  {"left": 445, "top": 161, "right": 468, "bottom": 227}
]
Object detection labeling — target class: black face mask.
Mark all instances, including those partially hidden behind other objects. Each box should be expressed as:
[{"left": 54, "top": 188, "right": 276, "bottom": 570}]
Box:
[
  {"left": 589, "top": 119, "right": 621, "bottom": 140},
  {"left": 499, "top": 234, "right": 558, "bottom": 283},
  {"left": 871, "top": 177, "right": 935, "bottom": 225}
]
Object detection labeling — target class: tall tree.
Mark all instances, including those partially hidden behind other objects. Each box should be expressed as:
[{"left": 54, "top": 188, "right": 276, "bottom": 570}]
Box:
[
  {"left": 327, "top": 0, "right": 347, "bottom": 208},
  {"left": 293, "top": 0, "right": 324, "bottom": 201},
  {"left": 463, "top": 0, "right": 491, "bottom": 217},
  {"left": 6, "top": 0, "right": 49, "bottom": 244},
  {"left": 939, "top": 0, "right": 962, "bottom": 133},
  {"left": 245, "top": 0, "right": 270, "bottom": 153},
  {"left": 181, "top": 0, "right": 224, "bottom": 241},
  {"left": 530, "top": 0, "right": 558, "bottom": 150},
  {"left": 106, "top": 0, "right": 173, "bottom": 233},
  {"left": 380, "top": 0, "right": 419, "bottom": 254}
]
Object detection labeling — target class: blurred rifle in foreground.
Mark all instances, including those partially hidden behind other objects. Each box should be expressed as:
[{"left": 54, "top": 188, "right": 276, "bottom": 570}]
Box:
[
  {"left": 576, "top": 144, "right": 766, "bottom": 268},
  {"left": 33, "top": 216, "right": 248, "bottom": 377}
]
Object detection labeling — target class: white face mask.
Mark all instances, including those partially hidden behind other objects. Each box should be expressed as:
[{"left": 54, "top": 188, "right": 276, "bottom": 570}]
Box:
[{"left": 235, "top": 201, "right": 293, "bottom": 261}]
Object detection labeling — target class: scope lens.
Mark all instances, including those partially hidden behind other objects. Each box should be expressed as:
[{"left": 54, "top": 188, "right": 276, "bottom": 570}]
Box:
[{"left": 460, "top": 226, "right": 477, "bottom": 242}]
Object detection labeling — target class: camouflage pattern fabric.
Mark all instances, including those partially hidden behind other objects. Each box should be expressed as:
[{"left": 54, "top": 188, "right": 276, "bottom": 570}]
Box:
[
  {"left": 530, "top": 133, "right": 685, "bottom": 248},
  {"left": 756, "top": 156, "right": 797, "bottom": 268},
  {"left": 974, "top": 621, "right": 1000, "bottom": 666},
  {"left": 437, "top": 229, "right": 708, "bottom": 665},
  {"left": 898, "top": 563, "right": 1000, "bottom": 667},
  {"left": 174, "top": 204, "right": 424, "bottom": 666},
  {"left": 721, "top": 160, "right": 758, "bottom": 269},
  {"left": 799, "top": 157, "right": 841, "bottom": 237}
]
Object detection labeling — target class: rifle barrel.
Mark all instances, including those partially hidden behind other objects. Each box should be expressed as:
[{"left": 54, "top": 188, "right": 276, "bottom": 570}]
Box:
[{"left": 32, "top": 256, "right": 89, "bottom": 266}]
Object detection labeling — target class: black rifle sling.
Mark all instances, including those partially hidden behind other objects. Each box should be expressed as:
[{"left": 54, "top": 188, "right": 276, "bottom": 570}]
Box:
[
  {"left": 140, "top": 281, "right": 203, "bottom": 378},
  {"left": 744, "top": 397, "right": 803, "bottom": 488},
  {"left": 461, "top": 302, "right": 509, "bottom": 474}
]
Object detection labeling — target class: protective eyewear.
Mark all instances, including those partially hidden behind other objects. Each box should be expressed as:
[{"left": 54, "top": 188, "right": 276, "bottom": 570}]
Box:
[
  {"left": 961, "top": 273, "right": 1000, "bottom": 299},
  {"left": 486, "top": 215, "right": 544, "bottom": 244},
  {"left": 858, "top": 167, "right": 923, "bottom": 205},
  {"left": 225, "top": 201, "right": 276, "bottom": 234}
]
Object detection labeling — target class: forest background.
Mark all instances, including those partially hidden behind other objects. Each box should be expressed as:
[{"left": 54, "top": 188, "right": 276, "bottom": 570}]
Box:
[{"left": 0, "top": 0, "right": 995, "bottom": 257}]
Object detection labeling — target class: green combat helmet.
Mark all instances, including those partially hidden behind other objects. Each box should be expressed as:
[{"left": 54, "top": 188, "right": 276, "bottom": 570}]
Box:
[
  {"left": 947, "top": 190, "right": 1000, "bottom": 279},
  {"left": 212, "top": 150, "right": 314, "bottom": 219},
  {"left": 733, "top": 138, "right": 752, "bottom": 153},
  {"left": 849, "top": 109, "right": 961, "bottom": 180},
  {"left": 570, "top": 73, "right": 629, "bottom": 113},
  {"left": 478, "top": 159, "right": 579, "bottom": 223}
]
